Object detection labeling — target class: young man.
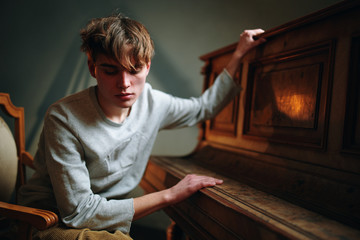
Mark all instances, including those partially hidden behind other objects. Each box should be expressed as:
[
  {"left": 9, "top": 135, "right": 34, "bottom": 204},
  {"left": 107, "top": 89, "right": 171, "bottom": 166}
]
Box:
[{"left": 19, "top": 13, "right": 265, "bottom": 239}]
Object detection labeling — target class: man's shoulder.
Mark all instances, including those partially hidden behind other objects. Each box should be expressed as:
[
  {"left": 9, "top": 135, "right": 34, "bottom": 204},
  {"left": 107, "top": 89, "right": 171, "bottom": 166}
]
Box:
[
  {"left": 47, "top": 87, "right": 94, "bottom": 115},
  {"left": 141, "top": 82, "right": 172, "bottom": 99}
]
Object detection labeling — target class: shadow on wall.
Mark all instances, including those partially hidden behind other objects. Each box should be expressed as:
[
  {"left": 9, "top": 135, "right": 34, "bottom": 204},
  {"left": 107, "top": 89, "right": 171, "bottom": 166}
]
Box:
[{"left": 149, "top": 40, "right": 200, "bottom": 98}]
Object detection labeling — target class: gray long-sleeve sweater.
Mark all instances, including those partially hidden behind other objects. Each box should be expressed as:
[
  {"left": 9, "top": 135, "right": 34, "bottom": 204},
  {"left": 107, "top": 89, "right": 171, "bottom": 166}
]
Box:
[{"left": 18, "top": 70, "right": 241, "bottom": 234}]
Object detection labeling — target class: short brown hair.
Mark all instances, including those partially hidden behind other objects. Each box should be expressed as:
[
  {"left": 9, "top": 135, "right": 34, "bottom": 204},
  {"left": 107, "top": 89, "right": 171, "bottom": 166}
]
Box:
[{"left": 80, "top": 13, "right": 154, "bottom": 71}]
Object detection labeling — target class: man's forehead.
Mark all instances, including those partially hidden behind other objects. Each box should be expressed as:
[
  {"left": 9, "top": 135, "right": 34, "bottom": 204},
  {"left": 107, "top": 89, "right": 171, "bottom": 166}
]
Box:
[
  {"left": 95, "top": 54, "right": 119, "bottom": 64},
  {"left": 94, "top": 54, "right": 129, "bottom": 69},
  {"left": 95, "top": 54, "right": 148, "bottom": 72}
]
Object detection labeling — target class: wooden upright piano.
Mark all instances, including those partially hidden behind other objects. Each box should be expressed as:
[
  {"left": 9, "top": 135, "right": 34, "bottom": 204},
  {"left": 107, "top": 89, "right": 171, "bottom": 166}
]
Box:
[{"left": 140, "top": 1, "right": 360, "bottom": 239}]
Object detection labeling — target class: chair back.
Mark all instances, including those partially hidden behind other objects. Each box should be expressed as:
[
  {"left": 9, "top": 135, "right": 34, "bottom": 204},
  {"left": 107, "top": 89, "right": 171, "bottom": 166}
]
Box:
[
  {"left": 0, "top": 93, "right": 58, "bottom": 240},
  {"left": 0, "top": 93, "right": 29, "bottom": 203}
]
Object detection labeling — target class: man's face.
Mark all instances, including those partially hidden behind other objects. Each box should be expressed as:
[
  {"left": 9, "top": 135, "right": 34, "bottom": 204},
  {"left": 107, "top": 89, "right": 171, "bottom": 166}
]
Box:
[{"left": 88, "top": 53, "right": 150, "bottom": 111}]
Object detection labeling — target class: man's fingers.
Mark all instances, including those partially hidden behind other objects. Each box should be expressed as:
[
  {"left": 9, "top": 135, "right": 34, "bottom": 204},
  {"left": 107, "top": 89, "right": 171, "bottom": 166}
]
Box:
[
  {"left": 244, "top": 28, "right": 265, "bottom": 37},
  {"left": 200, "top": 176, "right": 224, "bottom": 187},
  {"left": 183, "top": 174, "right": 223, "bottom": 188},
  {"left": 252, "top": 28, "right": 265, "bottom": 35}
]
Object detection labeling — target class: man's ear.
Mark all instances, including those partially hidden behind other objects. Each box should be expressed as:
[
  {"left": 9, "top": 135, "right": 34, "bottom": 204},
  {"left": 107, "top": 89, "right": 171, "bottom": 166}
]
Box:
[
  {"left": 145, "top": 61, "right": 151, "bottom": 75},
  {"left": 87, "top": 53, "right": 96, "bottom": 78}
]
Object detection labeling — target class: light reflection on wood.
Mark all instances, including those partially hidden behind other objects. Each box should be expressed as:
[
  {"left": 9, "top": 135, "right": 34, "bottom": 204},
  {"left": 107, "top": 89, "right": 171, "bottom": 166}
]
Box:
[
  {"left": 252, "top": 64, "right": 319, "bottom": 129},
  {"left": 276, "top": 94, "right": 312, "bottom": 121}
]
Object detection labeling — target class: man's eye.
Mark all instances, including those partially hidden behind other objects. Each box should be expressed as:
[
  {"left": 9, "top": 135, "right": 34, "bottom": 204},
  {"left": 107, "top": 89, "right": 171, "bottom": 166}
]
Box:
[{"left": 103, "top": 69, "right": 118, "bottom": 75}]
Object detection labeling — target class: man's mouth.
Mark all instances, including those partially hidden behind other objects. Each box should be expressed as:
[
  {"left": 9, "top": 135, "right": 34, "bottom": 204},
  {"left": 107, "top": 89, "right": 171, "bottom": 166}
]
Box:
[{"left": 115, "top": 93, "right": 133, "bottom": 100}]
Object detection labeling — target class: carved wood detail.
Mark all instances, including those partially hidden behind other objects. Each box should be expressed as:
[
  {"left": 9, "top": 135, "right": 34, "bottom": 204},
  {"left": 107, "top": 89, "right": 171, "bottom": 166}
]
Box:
[
  {"left": 204, "top": 52, "right": 241, "bottom": 138},
  {"left": 243, "top": 41, "right": 335, "bottom": 149}
]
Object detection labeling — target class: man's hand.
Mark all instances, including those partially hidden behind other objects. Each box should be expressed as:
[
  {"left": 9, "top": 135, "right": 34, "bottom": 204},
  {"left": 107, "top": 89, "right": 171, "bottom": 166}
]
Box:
[
  {"left": 167, "top": 174, "right": 223, "bottom": 204},
  {"left": 133, "top": 174, "right": 223, "bottom": 220},
  {"left": 234, "top": 29, "right": 266, "bottom": 59},
  {"left": 226, "top": 29, "right": 266, "bottom": 80}
]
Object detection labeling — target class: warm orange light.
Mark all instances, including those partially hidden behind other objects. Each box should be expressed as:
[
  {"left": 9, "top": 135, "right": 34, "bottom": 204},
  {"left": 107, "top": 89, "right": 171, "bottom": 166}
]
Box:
[{"left": 276, "top": 94, "right": 313, "bottom": 121}]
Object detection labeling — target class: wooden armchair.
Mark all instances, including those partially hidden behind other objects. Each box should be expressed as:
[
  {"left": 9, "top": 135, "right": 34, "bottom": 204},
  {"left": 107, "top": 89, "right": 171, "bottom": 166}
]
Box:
[{"left": 0, "top": 93, "right": 58, "bottom": 240}]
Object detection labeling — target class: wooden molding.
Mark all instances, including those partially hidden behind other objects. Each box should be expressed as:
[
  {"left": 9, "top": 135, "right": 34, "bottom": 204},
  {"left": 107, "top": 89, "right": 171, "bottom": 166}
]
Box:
[
  {"left": 243, "top": 40, "right": 335, "bottom": 149},
  {"left": 342, "top": 33, "right": 360, "bottom": 155}
]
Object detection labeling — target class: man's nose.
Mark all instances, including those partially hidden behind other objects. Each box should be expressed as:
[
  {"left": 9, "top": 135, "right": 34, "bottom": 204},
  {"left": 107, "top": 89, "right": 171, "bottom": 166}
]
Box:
[{"left": 117, "top": 71, "right": 131, "bottom": 89}]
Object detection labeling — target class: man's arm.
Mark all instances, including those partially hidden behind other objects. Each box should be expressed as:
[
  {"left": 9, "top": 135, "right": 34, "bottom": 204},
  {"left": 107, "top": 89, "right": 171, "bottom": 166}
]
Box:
[{"left": 133, "top": 29, "right": 265, "bottom": 220}]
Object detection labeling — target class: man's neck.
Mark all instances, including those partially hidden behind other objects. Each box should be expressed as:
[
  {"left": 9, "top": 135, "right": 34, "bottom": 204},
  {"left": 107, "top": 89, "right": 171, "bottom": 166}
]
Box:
[{"left": 96, "top": 87, "right": 131, "bottom": 124}]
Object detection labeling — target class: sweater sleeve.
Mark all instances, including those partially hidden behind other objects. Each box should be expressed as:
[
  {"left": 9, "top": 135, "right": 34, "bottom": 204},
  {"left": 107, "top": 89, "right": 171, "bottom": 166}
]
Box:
[
  {"left": 43, "top": 107, "right": 134, "bottom": 233},
  {"left": 159, "top": 70, "right": 242, "bottom": 129}
]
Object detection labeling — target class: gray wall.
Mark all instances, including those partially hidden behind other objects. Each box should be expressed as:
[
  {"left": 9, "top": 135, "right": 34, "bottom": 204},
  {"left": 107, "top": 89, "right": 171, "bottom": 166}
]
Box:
[{"left": 0, "top": 0, "right": 340, "bottom": 232}]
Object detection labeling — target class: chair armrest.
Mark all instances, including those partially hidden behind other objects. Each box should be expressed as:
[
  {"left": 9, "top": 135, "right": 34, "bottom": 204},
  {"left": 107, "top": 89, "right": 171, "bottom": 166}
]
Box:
[
  {"left": 0, "top": 201, "right": 58, "bottom": 230},
  {"left": 21, "top": 151, "right": 35, "bottom": 169}
]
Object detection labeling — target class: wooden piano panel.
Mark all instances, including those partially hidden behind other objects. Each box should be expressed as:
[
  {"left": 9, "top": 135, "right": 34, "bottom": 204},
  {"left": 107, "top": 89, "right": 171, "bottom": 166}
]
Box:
[
  {"left": 244, "top": 40, "right": 335, "bottom": 149},
  {"left": 202, "top": 48, "right": 240, "bottom": 140},
  {"left": 142, "top": 1, "right": 360, "bottom": 239}
]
